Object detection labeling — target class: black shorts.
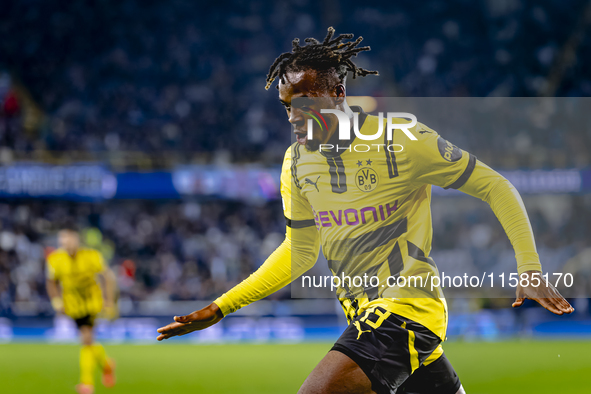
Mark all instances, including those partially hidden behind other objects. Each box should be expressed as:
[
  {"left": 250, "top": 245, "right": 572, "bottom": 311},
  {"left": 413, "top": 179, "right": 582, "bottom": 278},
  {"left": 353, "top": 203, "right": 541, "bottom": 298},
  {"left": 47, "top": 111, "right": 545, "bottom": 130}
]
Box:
[
  {"left": 74, "top": 315, "right": 96, "bottom": 329},
  {"left": 331, "top": 307, "right": 461, "bottom": 394}
]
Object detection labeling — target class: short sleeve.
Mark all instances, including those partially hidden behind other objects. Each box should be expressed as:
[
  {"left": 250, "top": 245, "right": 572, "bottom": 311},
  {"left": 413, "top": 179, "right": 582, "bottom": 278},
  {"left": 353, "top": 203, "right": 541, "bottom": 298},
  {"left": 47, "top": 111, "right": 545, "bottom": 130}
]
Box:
[
  {"left": 280, "top": 145, "right": 315, "bottom": 228},
  {"left": 407, "top": 123, "right": 476, "bottom": 189}
]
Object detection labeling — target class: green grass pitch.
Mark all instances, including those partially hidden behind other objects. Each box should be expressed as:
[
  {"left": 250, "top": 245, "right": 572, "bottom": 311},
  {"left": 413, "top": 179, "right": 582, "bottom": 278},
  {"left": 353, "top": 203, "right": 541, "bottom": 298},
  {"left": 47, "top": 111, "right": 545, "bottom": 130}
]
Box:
[{"left": 1, "top": 340, "right": 590, "bottom": 393}]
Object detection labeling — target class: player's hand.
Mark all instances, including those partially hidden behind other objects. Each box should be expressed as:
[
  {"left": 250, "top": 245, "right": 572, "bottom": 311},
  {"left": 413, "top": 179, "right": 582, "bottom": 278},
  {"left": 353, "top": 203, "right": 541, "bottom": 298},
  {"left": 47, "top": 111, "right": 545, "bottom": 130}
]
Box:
[
  {"left": 51, "top": 297, "right": 65, "bottom": 314},
  {"left": 512, "top": 270, "right": 574, "bottom": 315},
  {"left": 156, "top": 302, "right": 224, "bottom": 341}
]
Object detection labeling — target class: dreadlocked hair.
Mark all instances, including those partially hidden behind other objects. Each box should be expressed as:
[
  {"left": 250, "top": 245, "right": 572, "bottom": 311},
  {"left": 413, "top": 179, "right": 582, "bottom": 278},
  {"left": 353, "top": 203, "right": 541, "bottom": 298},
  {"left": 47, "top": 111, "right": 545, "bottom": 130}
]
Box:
[{"left": 264, "top": 26, "right": 378, "bottom": 90}]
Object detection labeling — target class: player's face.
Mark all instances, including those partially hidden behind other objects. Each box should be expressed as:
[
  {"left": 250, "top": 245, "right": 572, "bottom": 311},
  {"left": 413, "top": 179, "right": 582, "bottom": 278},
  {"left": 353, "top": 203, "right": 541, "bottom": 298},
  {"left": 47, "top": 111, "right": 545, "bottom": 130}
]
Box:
[
  {"left": 278, "top": 70, "right": 342, "bottom": 151},
  {"left": 58, "top": 230, "right": 80, "bottom": 255}
]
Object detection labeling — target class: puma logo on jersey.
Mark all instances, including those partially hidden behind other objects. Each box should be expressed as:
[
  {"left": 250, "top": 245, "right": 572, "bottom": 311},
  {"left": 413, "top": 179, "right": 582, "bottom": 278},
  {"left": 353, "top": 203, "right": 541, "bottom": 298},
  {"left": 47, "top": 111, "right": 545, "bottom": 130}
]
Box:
[
  {"left": 419, "top": 129, "right": 432, "bottom": 134},
  {"left": 305, "top": 176, "right": 320, "bottom": 192},
  {"left": 437, "top": 137, "right": 462, "bottom": 162},
  {"left": 353, "top": 321, "right": 371, "bottom": 340}
]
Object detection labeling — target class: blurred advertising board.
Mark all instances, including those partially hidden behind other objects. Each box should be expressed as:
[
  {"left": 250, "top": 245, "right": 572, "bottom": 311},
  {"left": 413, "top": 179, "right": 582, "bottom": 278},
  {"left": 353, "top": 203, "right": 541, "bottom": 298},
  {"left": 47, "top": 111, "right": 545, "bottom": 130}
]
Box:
[
  {"left": 0, "top": 164, "right": 588, "bottom": 201},
  {"left": 0, "top": 164, "right": 116, "bottom": 200},
  {"left": 172, "top": 165, "right": 281, "bottom": 201}
]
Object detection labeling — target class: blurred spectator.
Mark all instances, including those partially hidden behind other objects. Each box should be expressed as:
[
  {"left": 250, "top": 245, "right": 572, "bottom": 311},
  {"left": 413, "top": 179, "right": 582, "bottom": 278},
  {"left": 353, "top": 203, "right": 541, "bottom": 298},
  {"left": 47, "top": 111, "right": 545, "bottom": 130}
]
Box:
[{"left": 0, "top": 199, "right": 285, "bottom": 315}]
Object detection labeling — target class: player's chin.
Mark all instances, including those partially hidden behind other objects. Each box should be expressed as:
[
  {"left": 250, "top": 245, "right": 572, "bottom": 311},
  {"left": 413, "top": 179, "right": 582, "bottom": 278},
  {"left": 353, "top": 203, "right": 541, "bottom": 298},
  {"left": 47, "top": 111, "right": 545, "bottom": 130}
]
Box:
[{"left": 305, "top": 140, "right": 320, "bottom": 152}]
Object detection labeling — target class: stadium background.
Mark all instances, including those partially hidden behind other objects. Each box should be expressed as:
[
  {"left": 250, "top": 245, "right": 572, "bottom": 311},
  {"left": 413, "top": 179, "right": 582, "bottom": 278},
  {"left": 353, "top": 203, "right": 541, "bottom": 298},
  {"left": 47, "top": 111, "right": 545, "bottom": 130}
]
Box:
[{"left": 0, "top": 0, "right": 590, "bottom": 392}]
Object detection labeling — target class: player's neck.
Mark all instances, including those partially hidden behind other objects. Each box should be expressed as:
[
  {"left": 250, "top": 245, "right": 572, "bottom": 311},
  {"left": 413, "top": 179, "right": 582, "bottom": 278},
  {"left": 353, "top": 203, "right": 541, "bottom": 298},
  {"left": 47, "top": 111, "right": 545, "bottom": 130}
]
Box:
[
  {"left": 324, "top": 101, "right": 354, "bottom": 143},
  {"left": 66, "top": 249, "right": 78, "bottom": 258}
]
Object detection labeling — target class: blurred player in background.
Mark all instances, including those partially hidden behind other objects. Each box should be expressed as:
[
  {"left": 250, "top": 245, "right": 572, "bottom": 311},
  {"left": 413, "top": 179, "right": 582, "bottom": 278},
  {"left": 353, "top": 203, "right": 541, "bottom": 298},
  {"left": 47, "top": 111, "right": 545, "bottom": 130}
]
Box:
[
  {"left": 157, "top": 28, "right": 573, "bottom": 393},
  {"left": 46, "top": 223, "right": 118, "bottom": 394}
]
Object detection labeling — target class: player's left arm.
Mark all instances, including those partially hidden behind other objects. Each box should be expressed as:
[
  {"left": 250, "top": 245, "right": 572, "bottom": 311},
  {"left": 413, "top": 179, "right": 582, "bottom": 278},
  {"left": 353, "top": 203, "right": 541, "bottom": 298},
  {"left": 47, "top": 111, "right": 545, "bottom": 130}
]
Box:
[
  {"left": 457, "top": 160, "right": 573, "bottom": 315},
  {"left": 407, "top": 126, "right": 573, "bottom": 315}
]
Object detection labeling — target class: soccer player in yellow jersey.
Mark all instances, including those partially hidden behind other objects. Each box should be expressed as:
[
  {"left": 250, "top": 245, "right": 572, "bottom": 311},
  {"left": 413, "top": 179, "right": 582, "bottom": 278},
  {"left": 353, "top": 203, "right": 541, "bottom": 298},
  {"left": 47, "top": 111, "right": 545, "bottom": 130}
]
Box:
[
  {"left": 157, "top": 28, "right": 574, "bottom": 393},
  {"left": 46, "top": 224, "right": 118, "bottom": 394}
]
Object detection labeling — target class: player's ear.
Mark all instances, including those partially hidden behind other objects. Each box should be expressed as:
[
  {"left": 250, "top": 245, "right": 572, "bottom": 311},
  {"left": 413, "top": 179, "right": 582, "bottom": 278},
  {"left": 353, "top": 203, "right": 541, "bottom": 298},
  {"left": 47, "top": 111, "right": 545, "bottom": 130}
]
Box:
[{"left": 334, "top": 84, "right": 346, "bottom": 104}]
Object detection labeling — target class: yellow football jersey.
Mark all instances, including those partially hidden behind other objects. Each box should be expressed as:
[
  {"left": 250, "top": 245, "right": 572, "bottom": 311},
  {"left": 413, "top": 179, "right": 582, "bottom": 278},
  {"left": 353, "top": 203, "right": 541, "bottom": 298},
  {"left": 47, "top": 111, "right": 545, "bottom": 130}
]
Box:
[
  {"left": 46, "top": 248, "right": 106, "bottom": 319},
  {"left": 283, "top": 107, "right": 477, "bottom": 340}
]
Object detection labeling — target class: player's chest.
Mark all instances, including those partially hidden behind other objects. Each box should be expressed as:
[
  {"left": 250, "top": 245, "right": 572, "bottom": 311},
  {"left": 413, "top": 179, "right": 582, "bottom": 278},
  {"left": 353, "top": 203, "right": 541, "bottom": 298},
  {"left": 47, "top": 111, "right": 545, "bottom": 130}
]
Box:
[
  {"left": 58, "top": 259, "right": 93, "bottom": 280},
  {"left": 296, "top": 151, "right": 411, "bottom": 210}
]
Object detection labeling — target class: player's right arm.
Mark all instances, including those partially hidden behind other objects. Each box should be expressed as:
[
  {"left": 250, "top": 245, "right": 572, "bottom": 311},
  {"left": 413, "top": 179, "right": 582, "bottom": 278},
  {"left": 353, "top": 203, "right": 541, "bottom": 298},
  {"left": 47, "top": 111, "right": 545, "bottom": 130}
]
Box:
[
  {"left": 157, "top": 146, "right": 320, "bottom": 340},
  {"left": 46, "top": 253, "right": 64, "bottom": 314}
]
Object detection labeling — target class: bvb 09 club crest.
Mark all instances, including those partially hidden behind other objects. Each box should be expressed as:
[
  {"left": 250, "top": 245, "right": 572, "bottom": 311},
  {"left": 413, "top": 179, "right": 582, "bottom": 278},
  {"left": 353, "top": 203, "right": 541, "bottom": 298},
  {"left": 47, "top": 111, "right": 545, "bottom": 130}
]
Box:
[{"left": 355, "top": 167, "right": 379, "bottom": 192}]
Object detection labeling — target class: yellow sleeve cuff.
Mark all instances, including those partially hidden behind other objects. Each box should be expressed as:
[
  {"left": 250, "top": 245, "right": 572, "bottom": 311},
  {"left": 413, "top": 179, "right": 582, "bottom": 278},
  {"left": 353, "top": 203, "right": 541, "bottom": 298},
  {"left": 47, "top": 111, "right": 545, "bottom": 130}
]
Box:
[
  {"left": 515, "top": 250, "right": 542, "bottom": 273},
  {"left": 516, "top": 261, "right": 543, "bottom": 276},
  {"left": 213, "top": 294, "right": 234, "bottom": 317},
  {"left": 211, "top": 225, "right": 319, "bottom": 317}
]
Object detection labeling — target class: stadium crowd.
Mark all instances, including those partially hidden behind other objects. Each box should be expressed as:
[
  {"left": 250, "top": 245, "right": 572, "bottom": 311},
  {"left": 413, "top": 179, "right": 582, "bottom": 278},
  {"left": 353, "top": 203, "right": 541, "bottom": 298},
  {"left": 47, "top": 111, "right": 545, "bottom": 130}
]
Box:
[{"left": 1, "top": 0, "right": 591, "bottom": 167}]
